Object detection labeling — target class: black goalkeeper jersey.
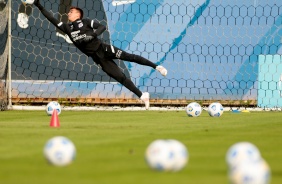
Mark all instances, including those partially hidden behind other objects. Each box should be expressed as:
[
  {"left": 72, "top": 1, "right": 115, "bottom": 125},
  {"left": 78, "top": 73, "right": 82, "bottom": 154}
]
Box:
[{"left": 38, "top": 6, "right": 106, "bottom": 56}]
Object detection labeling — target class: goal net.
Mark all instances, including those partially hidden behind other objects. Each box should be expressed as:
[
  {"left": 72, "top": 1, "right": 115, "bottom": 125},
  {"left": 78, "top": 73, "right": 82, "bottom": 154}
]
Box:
[{"left": 10, "top": 0, "right": 282, "bottom": 108}]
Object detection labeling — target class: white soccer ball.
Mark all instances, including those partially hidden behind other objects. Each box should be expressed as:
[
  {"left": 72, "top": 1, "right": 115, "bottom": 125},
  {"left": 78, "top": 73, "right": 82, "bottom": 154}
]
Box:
[
  {"left": 186, "top": 102, "right": 202, "bottom": 117},
  {"left": 226, "top": 142, "right": 262, "bottom": 168},
  {"left": 166, "top": 139, "right": 189, "bottom": 171},
  {"left": 145, "top": 139, "right": 188, "bottom": 172},
  {"left": 228, "top": 159, "right": 271, "bottom": 184},
  {"left": 46, "top": 101, "right": 61, "bottom": 116},
  {"left": 21, "top": 0, "right": 35, "bottom": 4},
  {"left": 43, "top": 136, "right": 76, "bottom": 167},
  {"left": 208, "top": 102, "right": 224, "bottom": 117},
  {"left": 17, "top": 13, "right": 29, "bottom": 29}
]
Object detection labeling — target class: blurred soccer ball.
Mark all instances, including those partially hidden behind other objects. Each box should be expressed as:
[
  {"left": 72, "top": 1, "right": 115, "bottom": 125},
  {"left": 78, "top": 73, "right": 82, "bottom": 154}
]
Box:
[
  {"left": 226, "top": 142, "right": 261, "bottom": 168},
  {"left": 46, "top": 101, "right": 61, "bottom": 116},
  {"left": 186, "top": 102, "right": 202, "bottom": 117},
  {"left": 145, "top": 139, "right": 188, "bottom": 172},
  {"left": 44, "top": 136, "right": 76, "bottom": 167},
  {"left": 17, "top": 13, "right": 29, "bottom": 29},
  {"left": 21, "top": 0, "right": 34, "bottom": 4},
  {"left": 166, "top": 139, "right": 189, "bottom": 171},
  {"left": 228, "top": 159, "right": 271, "bottom": 184},
  {"left": 208, "top": 102, "right": 224, "bottom": 117}
]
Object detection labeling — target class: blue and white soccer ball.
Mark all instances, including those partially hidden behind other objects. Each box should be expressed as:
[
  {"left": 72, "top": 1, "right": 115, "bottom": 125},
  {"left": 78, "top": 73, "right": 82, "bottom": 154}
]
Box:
[
  {"left": 46, "top": 101, "right": 61, "bottom": 116},
  {"left": 145, "top": 139, "right": 188, "bottom": 172},
  {"left": 21, "top": 0, "right": 34, "bottom": 4},
  {"left": 208, "top": 102, "right": 224, "bottom": 117},
  {"left": 44, "top": 136, "right": 76, "bottom": 167},
  {"left": 166, "top": 139, "right": 189, "bottom": 171},
  {"left": 226, "top": 142, "right": 262, "bottom": 168},
  {"left": 21, "top": 0, "right": 35, "bottom": 4},
  {"left": 186, "top": 102, "right": 202, "bottom": 117},
  {"left": 228, "top": 159, "right": 271, "bottom": 184}
]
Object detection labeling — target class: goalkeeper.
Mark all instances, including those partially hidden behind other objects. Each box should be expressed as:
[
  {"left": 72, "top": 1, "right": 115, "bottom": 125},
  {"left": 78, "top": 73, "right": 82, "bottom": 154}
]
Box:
[{"left": 33, "top": 0, "right": 167, "bottom": 110}]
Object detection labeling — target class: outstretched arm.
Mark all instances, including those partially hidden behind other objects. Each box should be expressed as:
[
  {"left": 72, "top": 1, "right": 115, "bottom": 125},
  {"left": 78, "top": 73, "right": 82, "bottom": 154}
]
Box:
[{"left": 34, "top": 0, "right": 65, "bottom": 32}]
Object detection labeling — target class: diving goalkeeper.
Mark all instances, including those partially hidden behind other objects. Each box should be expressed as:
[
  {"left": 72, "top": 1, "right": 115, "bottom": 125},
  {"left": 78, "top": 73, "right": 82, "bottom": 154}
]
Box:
[{"left": 33, "top": 0, "right": 167, "bottom": 110}]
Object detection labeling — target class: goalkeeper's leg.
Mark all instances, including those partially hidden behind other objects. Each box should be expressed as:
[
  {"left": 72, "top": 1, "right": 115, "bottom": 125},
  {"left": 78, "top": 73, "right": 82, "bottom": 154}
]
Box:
[
  {"left": 121, "top": 51, "right": 168, "bottom": 76},
  {"left": 99, "top": 58, "right": 150, "bottom": 109},
  {"left": 103, "top": 44, "right": 167, "bottom": 76}
]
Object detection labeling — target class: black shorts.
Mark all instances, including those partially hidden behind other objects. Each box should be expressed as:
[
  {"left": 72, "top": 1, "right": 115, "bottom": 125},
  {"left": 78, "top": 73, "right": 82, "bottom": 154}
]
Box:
[{"left": 96, "top": 43, "right": 125, "bottom": 60}]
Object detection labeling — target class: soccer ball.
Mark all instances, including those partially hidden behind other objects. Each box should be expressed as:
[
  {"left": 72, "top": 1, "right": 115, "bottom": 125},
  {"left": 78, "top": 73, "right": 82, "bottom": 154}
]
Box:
[
  {"left": 46, "top": 101, "right": 61, "bottom": 116},
  {"left": 186, "top": 102, "right": 202, "bottom": 117},
  {"left": 228, "top": 159, "right": 271, "bottom": 184},
  {"left": 226, "top": 142, "right": 261, "bottom": 168},
  {"left": 21, "top": 0, "right": 35, "bottom": 4},
  {"left": 17, "top": 13, "right": 29, "bottom": 29},
  {"left": 145, "top": 139, "right": 188, "bottom": 172},
  {"left": 166, "top": 139, "right": 189, "bottom": 171},
  {"left": 43, "top": 136, "right": 76, "bottom": 167},
  {"left": 208, "top": 102, "right": 224, "bottom": 117}
]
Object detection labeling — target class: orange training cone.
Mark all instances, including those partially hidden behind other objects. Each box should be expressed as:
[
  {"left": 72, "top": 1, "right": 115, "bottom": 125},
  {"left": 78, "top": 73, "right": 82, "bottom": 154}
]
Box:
[{"left": 50, "top": 109, "right": 60, "bottom": 127}]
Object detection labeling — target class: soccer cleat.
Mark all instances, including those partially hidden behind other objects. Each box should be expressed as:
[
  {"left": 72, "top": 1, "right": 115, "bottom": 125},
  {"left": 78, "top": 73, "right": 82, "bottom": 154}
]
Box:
[
  {"left": 156, "top": 65, "right": 168, "bottom": 76},
  {"left": 140, "top": 92, "right": 150, "bottom": 110}
]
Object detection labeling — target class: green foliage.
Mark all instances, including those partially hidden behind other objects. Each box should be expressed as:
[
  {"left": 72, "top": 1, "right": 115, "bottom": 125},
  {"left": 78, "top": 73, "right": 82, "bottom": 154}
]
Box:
[{"left": 0, "top": 110, "right": 281, "bottom": 184}]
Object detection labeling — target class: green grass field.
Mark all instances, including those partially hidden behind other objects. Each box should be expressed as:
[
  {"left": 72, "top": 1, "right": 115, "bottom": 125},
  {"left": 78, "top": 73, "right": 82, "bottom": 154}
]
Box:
[{"left": 0, "top": 110, "right": 281, "bottom": 184}]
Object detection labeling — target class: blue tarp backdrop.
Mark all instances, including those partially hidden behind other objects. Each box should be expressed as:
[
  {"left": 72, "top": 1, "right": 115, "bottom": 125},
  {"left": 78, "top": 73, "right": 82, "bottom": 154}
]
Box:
[
  {"left": 11, "top": 0, "right": 282, "bottom": 103},
  {"left": 258, "top": 55, "right": 282, "bottom": 108}
]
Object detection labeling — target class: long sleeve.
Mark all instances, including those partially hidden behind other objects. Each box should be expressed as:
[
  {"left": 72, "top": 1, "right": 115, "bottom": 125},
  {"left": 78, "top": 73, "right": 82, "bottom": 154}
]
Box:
[
  {"left": 36, "top": 3, "right": 63, "bottom": 31},
  {"left": 90, "top": 20, "right": 106, "bottom": 36}
]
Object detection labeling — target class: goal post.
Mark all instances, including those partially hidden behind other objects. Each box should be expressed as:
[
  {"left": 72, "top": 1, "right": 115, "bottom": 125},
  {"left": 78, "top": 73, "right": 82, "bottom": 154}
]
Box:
[
  {"left": 0, "top": 0, "right": 9, "bottom": 111},
  {"left": 7, "top": 0, "right": 282, "bottom": 109}
]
